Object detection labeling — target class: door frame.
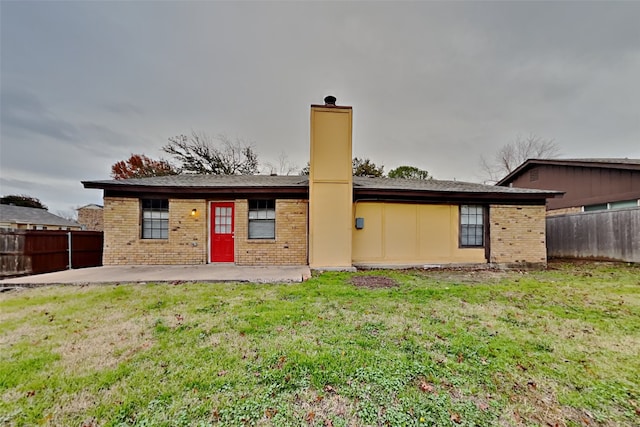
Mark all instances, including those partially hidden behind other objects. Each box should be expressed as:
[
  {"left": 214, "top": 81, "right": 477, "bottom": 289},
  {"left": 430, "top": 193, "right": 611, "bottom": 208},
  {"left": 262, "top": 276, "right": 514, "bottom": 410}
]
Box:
[{"left": 208, "top": 201, "right": 235, "bottom": 263}]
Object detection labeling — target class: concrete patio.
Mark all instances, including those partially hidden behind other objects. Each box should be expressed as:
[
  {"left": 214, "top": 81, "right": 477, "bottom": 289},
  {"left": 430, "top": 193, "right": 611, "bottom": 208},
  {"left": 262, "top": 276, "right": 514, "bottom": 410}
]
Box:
[{"left": 0, "top": 264, "right": 312, "bottom": 286}]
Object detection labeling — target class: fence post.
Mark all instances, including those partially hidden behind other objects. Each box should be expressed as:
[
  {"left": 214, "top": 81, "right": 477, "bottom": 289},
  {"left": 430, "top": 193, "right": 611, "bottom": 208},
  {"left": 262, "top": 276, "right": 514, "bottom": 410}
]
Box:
[{"left": 67, "top": 231, "right": 72, "bottom": 270}]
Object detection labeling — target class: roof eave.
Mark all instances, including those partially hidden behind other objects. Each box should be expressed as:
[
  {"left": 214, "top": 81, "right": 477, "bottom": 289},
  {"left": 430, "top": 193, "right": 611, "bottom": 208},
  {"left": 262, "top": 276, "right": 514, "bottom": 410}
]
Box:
[
  {"left": 100, "top": 186, "right": 309, "bottom": 200},
  {"left": 495, "top": 162, "right": 532, "bottom": 186},
  {"left": 85, "top": 181, "right": 561, "bottom": 203},
  {"left": 354, "top": 188, "right": 561, "bottom": 203},
  {"left": 496, "top": 159, "right": 640, "bottom": 186},
  {"left": 84, "top": 182, "right": 307, "bottom": 193}
]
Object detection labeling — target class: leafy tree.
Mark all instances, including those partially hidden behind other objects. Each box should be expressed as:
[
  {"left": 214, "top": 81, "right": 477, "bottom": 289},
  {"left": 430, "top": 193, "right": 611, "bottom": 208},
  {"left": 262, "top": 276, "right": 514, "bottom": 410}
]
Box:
[
  {"left": 388, "top": 166, "right": 431, "bottom": 180},
  {"left": 111, "top": 154, "right": 179, "bottom": 180},
  {"left": 163, "top": 131, "right": 259, "bottom": 175},
  {"left": 480, "top": 134, "right": 560, "bottom": 182},
  {"left": 352, "top": 157, "right": 384, "bottom": 177},
  {"left": 299, "top": 157, "right": 385, "bottom": 177},
  {"left": 0, "top": 194, "right": 47, "bottom": 210}
]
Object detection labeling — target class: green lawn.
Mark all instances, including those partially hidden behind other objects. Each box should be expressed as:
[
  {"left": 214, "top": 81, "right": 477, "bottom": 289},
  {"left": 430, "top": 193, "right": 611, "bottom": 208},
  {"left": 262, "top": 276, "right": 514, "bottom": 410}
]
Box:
[{"left": 1, "top": 262, "right": 639, "bottom": 426}]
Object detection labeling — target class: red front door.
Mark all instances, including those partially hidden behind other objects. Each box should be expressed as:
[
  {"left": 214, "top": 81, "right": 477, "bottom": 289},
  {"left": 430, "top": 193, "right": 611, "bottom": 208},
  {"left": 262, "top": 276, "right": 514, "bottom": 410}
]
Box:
[{"left": 210, "top": 202, "right": 234, "bottom": 262}]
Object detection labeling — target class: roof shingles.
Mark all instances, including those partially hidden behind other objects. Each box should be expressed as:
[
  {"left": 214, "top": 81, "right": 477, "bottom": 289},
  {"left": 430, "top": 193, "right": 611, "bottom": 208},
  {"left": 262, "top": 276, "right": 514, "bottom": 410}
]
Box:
[
  {"left": 0, "top": 205, "right": 81, "bottom": 228},
  {"left": 83, "top": 174, "right": 559, "bottom": 198}
]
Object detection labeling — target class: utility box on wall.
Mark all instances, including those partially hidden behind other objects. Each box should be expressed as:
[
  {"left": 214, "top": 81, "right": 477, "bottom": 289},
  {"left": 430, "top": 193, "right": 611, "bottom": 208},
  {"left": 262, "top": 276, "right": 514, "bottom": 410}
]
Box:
[{"left": 355, "top": 217, "right": 364, "bottom": 229}]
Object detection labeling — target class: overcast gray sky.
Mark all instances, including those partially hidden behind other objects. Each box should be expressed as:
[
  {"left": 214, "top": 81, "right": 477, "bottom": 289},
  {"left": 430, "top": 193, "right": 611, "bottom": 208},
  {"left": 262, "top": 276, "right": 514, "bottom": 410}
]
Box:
[{"left": 2, "top": 1, "right": 639, "bottom": 214}]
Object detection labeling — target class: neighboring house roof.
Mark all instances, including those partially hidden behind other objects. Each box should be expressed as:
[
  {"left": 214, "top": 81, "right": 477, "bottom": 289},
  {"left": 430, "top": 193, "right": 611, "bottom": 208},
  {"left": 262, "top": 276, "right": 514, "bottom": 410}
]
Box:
[
  {"left": 83, "top": 174, "right": 561, "bottom": 203},
  {"left": 77, "top": 204, "right": 104, "bottom": 210},
  {"left": 497, "top": 158, "right": 640, "bottom": 186},
  {"left": 0, "top": 205, "right": 81, "bottom": 228}
]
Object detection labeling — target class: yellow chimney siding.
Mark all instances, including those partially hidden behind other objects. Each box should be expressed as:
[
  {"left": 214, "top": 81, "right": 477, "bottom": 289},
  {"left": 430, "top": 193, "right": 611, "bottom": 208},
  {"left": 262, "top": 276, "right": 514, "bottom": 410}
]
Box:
[
  {"left": 309, "top": 183, "right": 353, "bottom": 267},
  {"left": 309, "top": 104, "right": 353, "bottom": 269},
  {"left": 352, "top": 202, "right": 486, "bottom": 265},
  {"left": 310, "top": 108, "right": 353, "bottom": 182}
]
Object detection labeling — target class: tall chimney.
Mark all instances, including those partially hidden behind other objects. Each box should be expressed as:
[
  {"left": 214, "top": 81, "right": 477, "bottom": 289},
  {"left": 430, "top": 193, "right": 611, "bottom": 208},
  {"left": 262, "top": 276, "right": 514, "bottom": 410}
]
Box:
[{"left": 308, "top": 96, "right": 354, "bottom": 269}]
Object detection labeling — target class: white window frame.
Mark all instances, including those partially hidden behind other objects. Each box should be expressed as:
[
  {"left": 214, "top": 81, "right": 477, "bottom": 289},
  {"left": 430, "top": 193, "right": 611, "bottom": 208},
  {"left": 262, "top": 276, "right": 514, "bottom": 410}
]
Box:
[
  {"left": 460, "top": 205, "right": 484, "bottom": 247},
  {"left": 248, "top": 200, "right": 275, "bottom": 239},
  {"left": 141, "top": 199, "right": 169, "bottom": 239}
]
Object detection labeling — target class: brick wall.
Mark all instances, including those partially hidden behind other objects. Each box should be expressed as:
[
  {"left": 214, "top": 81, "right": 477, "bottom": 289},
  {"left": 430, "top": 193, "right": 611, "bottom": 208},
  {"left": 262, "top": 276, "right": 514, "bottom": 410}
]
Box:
[
  {"left": 235, "top": 199, "right": 308, "bottom": 265},
  {"left": 489, "top": 204, "right": 547, "bottom": 266},
  {"left": 103, "top": 197, "right": 208, "bottom": 265},
  {"left": 103, "top": 197, "right": 307, "bottom": 266},
  {"left": 77, "top": 206, "right": 104, "bottom": 231}
]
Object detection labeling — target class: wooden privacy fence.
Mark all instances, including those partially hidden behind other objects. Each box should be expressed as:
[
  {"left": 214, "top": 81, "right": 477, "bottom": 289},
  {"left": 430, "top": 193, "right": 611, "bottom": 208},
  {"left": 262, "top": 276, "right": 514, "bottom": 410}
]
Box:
[
  {"left": 546, "top": 207, "right": 640, "bottom": 263},
  {"left": 0, "top": 230, "right": 104, "bottom": 278}
]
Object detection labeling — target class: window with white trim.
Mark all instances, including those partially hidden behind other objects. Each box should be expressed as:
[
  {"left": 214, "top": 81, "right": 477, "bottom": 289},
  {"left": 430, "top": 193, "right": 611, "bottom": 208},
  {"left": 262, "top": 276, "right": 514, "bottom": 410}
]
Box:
[
  {"left": 141, "top": 199, "right": 169, "bottom": 239},
  {"left": 248, "top": 200, "right": 275, "bottom": 239},
  {"left": 460, "top": 205, "right": 484, "bottom": 247}
]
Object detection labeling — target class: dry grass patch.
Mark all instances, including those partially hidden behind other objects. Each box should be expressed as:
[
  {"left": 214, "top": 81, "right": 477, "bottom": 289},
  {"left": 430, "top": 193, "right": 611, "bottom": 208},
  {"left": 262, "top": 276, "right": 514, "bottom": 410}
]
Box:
[{"left": 57, "top": 315, "right": 152, "bottom": 374}]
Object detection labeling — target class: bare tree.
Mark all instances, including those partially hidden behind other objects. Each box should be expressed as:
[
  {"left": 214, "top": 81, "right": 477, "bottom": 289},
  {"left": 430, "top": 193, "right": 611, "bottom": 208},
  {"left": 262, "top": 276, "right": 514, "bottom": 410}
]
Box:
[
  {"left": 163, "top": 131, "right": 259, "bottom": 175},
  {"left": 480, "top": 134, "right": 560, "bottom": 183},
  {"left": 263, "top": 151, "right": 298, "bottom": 176}
]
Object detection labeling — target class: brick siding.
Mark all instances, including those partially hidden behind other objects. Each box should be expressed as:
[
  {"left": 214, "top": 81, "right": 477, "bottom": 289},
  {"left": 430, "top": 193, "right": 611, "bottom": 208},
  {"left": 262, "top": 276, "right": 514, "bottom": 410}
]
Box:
[
  {"left": 103, "top": 197, "right": 208, "bottom": 265},
  {"left": 103, "top": 197, "right": 307, "bottom": 266},
  {"left": 489, "top": 204, "right": 547, "bottom": 266},
  {"left": 77, "top": 207, "right": 104, "bottom": 231},
  {"left": 235, "top": 199, "right": 308, "bottom": 265}
]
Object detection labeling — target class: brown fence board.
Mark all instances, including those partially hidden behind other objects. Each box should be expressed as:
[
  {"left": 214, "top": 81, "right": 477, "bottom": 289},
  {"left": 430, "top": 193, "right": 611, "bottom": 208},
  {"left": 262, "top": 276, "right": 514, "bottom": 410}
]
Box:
[
  {"left": 70, "top": 231, "right": 104, "bottom": 268},
  {"left": 0, "top": 230, "right": 103, "bottom": 278},
  {"left": 24, "top": 231, "right": 68, "bottom": 274},
  {"left": 0, "top": 232, "right": 30, "bottom": 276}
]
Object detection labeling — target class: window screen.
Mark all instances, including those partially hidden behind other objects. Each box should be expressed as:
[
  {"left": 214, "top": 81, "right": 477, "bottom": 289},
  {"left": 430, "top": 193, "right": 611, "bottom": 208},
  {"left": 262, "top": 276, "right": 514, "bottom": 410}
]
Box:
[
  {"left": 460, "top": 205, "right": 484, "bottom": 247},
  {"left": 248, "top": 200, "right": 275, "bottom": 239},
  {"left": 141, "top": 199, "right": 169, "bottom": 239},
  {"left": 609, "top": 200, "right": 638, "bottom": 210},
  {"left": 583, "top": 203, "right": 608, "bottom": 212}
]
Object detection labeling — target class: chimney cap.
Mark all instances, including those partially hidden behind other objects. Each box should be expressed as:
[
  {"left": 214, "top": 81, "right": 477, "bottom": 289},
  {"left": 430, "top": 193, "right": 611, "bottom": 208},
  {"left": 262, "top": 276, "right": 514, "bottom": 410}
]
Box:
[{"left": 324, "top": 95, "right": 337, "bottom": 106}]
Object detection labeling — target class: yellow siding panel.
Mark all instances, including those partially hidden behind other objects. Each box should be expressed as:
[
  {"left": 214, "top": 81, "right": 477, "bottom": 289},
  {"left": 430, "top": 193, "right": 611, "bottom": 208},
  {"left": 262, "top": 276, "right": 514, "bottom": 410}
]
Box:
[
  {"left": 384, "top": 204, "right": 418, "bottom": 260},
  {"left": 352, "top": 202, "right": 486, "bottom": 265},
  {"left": 352, "top": 203, "right": 383, "bottom": 260},
  {"left": 417, "top": 204, "right": 452, "bottom": 258}
]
